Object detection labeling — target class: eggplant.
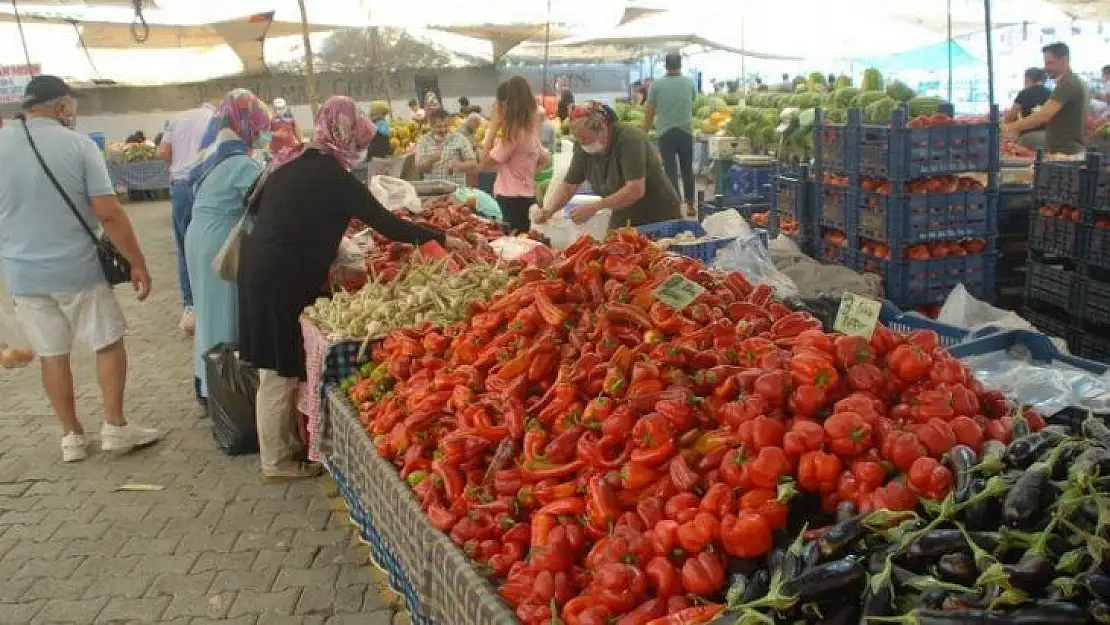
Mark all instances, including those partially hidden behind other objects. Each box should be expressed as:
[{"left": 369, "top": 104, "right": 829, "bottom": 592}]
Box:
[
  {"left": 918, "top": 587, "right": 949, "bottom": 610},
  {"left": 799, "top": 540, "right": 821, "bottom": 572},
  {"left": 1080, "top": 570, "right": 1110, "bottom": 601},
  {"left": 1051, "top": 441, "right": 1086, "bottom": 480},
  {"left": 1004, "top": 430, "right": 1065, "bottom": 469},
  {"left": 834, "top": 500, "right": 856, "bottom": 524},
  {"left": 905, "top": 529, "right": 969, "bottom": 560},
  {"left": 1009, "top": 600, "right": 1088, "bottom": 624},
  {"left": 860, "top": 584, "right": 893, "bottom": 618},
  {"left": 950, "top": 444, "right": 978, "bottom": 504},
  {"left": 1090, "top": 600, "right": 1110, "bottom": 624},
  {"left": 962, "top": 475, "right": 997, "bottom": 530},
  {"left": 1011, "top": 416, "right": 1032, "bottom": 440},
  {"left": 817, "top": 602, "right": 859, "bottom": 625},
  {"left": 724, "top": 570, "right": 749, "bottom": 605},
  {"left": 1069, "top": 446, "right": 1110, "bottom": 483},
  {"left": 1083, "top": 415, "right": 1110, "bottom": 447},
  {"left": 937, "top": 552, "right": 978, "bottom": 586},
  {"left": 1002, "top": 470, "right": 1049, "bottom": 528},
  {"left": 914, "top": 609, "right": 1012, "bottom": 625},
  {"left": 743, "top": 569, "right": 770, "bottom": 603},
  {"left": 778, "top": 557, "right": 865, "bottom": 602},
  {"left": 1004, "top": 552, "right": 1055, "bottom": 591},
  {"left": 940, "top": 592, "right": 986, "bottom": 611},
  {"left": 817, "top": 515, "right": 866, "bottom": 559},
  {"left": 765, "top": 547, "right": 785, "bottom": 579}
]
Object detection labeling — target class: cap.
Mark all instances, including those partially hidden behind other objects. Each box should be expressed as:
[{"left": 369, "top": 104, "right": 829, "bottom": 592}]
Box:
[
  {"left": 22, "top": 75, "right": 79, "bottom": 109},
  {"left": 273, "top": 97, "right": 287, "bottom": 109}
]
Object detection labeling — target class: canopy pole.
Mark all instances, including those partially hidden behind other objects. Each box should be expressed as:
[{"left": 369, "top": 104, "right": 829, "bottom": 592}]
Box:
[
  {"left": 296, "top": 0, "right": 320, "bottom": 119},
  {"left": 10, "top": 0, "right": 34, "bottom": 72},
  {"left": 947, "top": 0, "right": 954, "bottom": 100},
  {"left": 740, "top": 16, "right": 746, "bottom": 88},
  {"left": 984, "top": 0, "right": 995, "bottom": 106},
  {"left": 541, "top": 0, "right": 552, "bottom": 97}
]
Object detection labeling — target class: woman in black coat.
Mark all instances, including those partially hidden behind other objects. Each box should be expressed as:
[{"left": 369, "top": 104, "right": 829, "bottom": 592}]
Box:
[{"left": 238, "top": 96, "right": 466, "bottom": 481}]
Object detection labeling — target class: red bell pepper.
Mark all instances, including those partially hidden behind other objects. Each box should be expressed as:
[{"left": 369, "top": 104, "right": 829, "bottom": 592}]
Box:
[{"left": 679, "top": 551, "right": 725, "bottom": 596}]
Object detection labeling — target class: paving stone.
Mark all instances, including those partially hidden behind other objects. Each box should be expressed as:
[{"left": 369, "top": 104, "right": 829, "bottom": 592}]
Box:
[
  {"left": 35, "top": 596, "right": 108, "bottom": 623},
  {"left": 20, "top": 577, "right": 94, "bottom": 602},
  {"left": 227, "top": 587, "right": 301, "bottom": 617},
  {"left": 209, "top": 570, "right": 275, "bottom": 593},
  {"left": 273, "top": 566, "right": 340, "bottom": 591},
  {"left": 96, "top": 596, "right": 171, "bottom": 623},
  {"left": 0, "top": 599, "right": 44, "bottom": 623},
  {"left": 145, "top": 572, "right": 216, "bottom": 598},
  {"left": 20, "top": 555, "right": 86, "bottom": 579},
  {"left": 295, "top": 583, "right": 367, "bottom": 616},
  {"left": 118, "top": 534, "right": 181, "bottom": 556},
  {"left": 85, "top": 573, "right": 155, "bottom": 600},
  {"left": 161, "top": 592, "right": 234, "bottom": 620}
]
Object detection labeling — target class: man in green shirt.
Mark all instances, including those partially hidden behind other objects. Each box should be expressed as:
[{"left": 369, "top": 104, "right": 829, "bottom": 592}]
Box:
[
  {"left": 644, "top": 52, "right": 697, "bottom": 216},
  {"left": 1003, "top": 42, "right": 1087, "bottom": 155}
]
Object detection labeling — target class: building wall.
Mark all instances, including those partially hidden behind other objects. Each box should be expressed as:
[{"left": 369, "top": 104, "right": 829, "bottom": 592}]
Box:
[{"left": 1, "top": 65, "right": 630, "bottom": 142}]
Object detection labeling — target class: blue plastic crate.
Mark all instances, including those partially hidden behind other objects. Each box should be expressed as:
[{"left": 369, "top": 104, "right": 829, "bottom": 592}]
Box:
[
  {"left": 816, "top": 184, "right": 852, "bottom": 230},
  {"left": 1081, "top": 276, "right": 1110, "bottom": 328},
  {"left": 636, "top": 219, "right": 737, "bottom": 263},
  {"left": 947, "top": 329, "right": 1107, "bottom": 374},
  {"left": 1025, "top": 261, "right": 1081, "bottom": 312},
  {"left": 815, "top": 239, "right": 854, "bottom": 267},
  {"left": 816, "top": 122, "right": 855, "bottom": 173},
  {"left": 856, "top": 108, "right": 997, "bottom": 179},
  {"left": 774, "top": 172, "right": 814, "bottom": 223},
  {"left": 1085, "top": 225, "right": 1110, "bottom": 269},
  {"left": 1029, "top": 213, "right": 1081, "bottom": 257},
  {"left": 725, "top": 162, "right": 776, "bottom": 201},
  {"left": 1021, "top": 306, "right": 1073, "bottom": 341},
  {"left": 997, "top": 184, "right": 1034, "bottom": 236},
  {"left": 857, "top": 190, "right": 995, "bottom": 246},
  {"left": 861, "top": 251, "right": 996, "bottom": 308},
  {"left": 878, "top": 300, "right": 971, "bottom": 347},
  {"left": 1033, "top": 159, "right": 1084, "bottom": 206}
]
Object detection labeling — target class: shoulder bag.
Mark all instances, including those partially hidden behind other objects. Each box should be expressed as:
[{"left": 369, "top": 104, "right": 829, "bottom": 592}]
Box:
[
  {"left": 18, "top": 116, "right": 131, "bottom": 285},
  {"left": 211, "top": 173, "right": 261, "bottom": 283}
]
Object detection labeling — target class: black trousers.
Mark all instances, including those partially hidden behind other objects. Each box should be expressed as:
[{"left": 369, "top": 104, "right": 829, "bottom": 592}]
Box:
[
  {"left": 658, "top": 127, "right": 695, "bottom": 204},
  {"left": 497, "top": 195, "right": 534, "bottom": 233}
]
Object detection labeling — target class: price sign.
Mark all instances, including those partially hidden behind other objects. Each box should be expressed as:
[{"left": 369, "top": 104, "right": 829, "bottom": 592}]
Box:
[
  {"left": 833, "top": 292, "right": 882, "bottom": 339},
  {"left": 652, "top": 274, "right": 706, "bottom": 311}
]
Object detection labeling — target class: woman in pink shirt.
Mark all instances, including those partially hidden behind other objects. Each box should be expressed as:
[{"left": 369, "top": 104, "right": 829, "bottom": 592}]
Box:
[{"left": 482, "top": 76, "right": 550, "bottom": 233}]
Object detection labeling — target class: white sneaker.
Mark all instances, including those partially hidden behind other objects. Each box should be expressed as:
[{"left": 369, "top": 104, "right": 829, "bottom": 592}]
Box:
[
  {"left": 178, "top": 308, "right": 195, "bottom": 337},
  {"left": 101, "top": 422, "right": 163, "bottom": 453},
  {"left": 61, "top": 433, "right": 88, "bottom": 463}
]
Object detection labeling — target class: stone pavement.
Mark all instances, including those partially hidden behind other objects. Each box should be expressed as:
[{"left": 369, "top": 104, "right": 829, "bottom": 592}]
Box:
[{"left": 0, "top": 201, "right": 399, "bottom": 624}]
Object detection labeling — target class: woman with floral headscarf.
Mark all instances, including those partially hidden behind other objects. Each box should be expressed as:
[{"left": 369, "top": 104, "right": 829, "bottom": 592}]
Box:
[
  {"left": 184, "top": 88, "right": 271, "bottom": 403},
  {"left": 237, "top": 95, "right": 469, "bottom": 481},
  {"left": 535, "top": 101, "right": 680, "bottom": 228}
]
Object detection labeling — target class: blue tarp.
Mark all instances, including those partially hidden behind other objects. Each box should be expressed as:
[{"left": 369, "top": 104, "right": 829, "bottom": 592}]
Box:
[{"left": 857, "top": 40, "right": 978, "bottom": 73}]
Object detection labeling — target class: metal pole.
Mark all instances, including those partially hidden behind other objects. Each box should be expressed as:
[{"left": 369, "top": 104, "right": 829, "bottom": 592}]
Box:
[
  {"left": 296, "top": 0, "right": 320, "bottom": 119},
  {"left": 10, "top": 0, "right": 34, "bottom": 71},
  {"left": 541, "top": 0, "right": 552, "bottom": 97},
  {"left": 947, "top": 0, "right": 954, "bottom": 100},
  {"left": 984, "top": 0, "right": 995, "bottom": 106}
]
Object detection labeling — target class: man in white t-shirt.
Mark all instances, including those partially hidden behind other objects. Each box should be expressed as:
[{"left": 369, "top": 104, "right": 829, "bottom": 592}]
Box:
[{"left": 157, "top": 100, "right": 215, "bottom": 343}]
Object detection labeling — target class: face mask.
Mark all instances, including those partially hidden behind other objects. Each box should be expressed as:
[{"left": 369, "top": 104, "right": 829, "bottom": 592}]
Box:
[
  {"left": 56, "top": 102, "right": 77, "bottom": 128},
  {"left": 582, "top": 142, "right": 604, "bottom": 154},
  {"left": 256, "top": 131, "right": 273, "bottom": 149}
]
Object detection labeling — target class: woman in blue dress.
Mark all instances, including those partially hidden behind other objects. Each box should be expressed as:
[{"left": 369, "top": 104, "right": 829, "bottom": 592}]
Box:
[{"left": 185, "top": 89, "right": 272, "bottom": 400}]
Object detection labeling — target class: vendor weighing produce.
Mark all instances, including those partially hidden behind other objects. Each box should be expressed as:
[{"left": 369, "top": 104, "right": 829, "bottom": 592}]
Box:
[
  {"left": 1003, "top": 42, "right": 1087, "bottom": 155},
  {"left": 535, "top": 101, "right": 681, "bottom": 228}
]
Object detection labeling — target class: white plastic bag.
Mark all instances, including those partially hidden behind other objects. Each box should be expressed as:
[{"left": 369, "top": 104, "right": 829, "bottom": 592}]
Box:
[
  {"left": 490, "top": 236, "right": 544, "bottom": 261},
  {"left": 701, "top": 209, "right": 752, "bottom": 239},
  {"left": 714, "top": 232, "right": 799, "bottom": 300},
  {"left": 0, "top": 303, "right": 34, "bottom": 369},
  {"left": 369, "top": 175, "right": 422, "bottom": 213},
  {"left": 937, "top": 284, "right": 1065, "bottom": 348},
  {"left": 531, "top": 202, "right": 611, "bottom": 250}
]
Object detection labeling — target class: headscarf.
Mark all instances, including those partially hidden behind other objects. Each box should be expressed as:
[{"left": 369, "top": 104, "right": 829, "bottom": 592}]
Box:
[
  {"left": 188, "top": 89, "right": 271, "bottom": 187},
  {"left": 253, "top": 95, "right": 374, "bottom": 198},
  {"left": 568, "top": 101, "right": 616, "bottom": 134}
]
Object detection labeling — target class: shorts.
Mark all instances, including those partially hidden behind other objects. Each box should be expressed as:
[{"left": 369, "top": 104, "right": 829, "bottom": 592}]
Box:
[{"left": 12, "top": 284, "right": 128, "bottom": 357}]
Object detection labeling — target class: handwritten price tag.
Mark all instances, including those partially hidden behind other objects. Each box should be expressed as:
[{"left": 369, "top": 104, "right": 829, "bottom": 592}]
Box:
[
  {"left": 833, "top": 292, "right": 882, "bottom": 339},
  {"left": 652, "top": 274, "right": 706, "bottom": 311}
]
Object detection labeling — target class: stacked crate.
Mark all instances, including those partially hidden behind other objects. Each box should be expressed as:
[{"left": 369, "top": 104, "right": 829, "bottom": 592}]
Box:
[
  {"left": 812, "top": 105, "right": 1001, "bottom": 310},
  {"left": 994, "top": 185, "right": 1035, "bottom": 309},
  {"left": 1024, "top": 154, "right": 1110, "bottom": 360},
  {"left": 712, "top": 156, "right": 777, "bottom": 207},
  {"left": 770, "top": 164, "right": 815, "bottom": 255}
]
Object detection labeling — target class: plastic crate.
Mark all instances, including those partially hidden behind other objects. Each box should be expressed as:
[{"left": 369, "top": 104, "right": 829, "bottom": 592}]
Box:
[
  {"left": 856, "top": 190, "right": 994, "bottom": 246},
  {"left": 816, "top": 184, "right": 851, "bottom": 230},
  {"left": 1078, "top": 334, "right": 1110, "bottom": 365},
  {"left": 774, "top": 172, "right": 813, "bottom": 224},
  {"left": 1085, "top": 225, "right": 1110, "bottom": 269},
  {"left": 1029, "top": 214, "right": 1080, "bottom": 257},
  {"left": 1025, "top": 261, "right": 1081, "bottom": 311},
  {"left": 996, "top": 184, "right": 1034, "bottom": 236},
  {"left": 1093, "top": 164, "right": 1110, "bottom": 211},
  {"left": 725, "top": 162, "right": 776, "bottom": 201},
  {"left": 636, "top": 219, "right": 737, "bottom": 263},
  {"left": 860, "top": 251, "right": 995, "bottom": 308},
  {"left": 878, "top": 300, "right": 970, "bottom": 347},
  {"left": 1033, "top": 160, "right": 1084, "bottom": 206},
  {"left": 1082, "top": 277, "right": 1110, "bottom": 327},
  {"left": 1021, "top": 306, "right": 1073, "bottom": 341},
  {"left": 947, "top": 329, "right": 1107, "bottom": 373},
  {"left": 815, "top": 240, "right": 853, "bottom": 266},
  {"left": 767, "top": 209, "right": 814, "bottom": 244},
  {"left": 816, "top": 123, "right": 855, "bottom": 173},
  {"left": 856, "top": 108, "right": 997, "bottom": 179}
]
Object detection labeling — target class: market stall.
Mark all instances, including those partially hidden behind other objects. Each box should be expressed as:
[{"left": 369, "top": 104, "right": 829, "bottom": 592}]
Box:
[{"left": 104, "top": 141, "right": 170, "bottom": 193}]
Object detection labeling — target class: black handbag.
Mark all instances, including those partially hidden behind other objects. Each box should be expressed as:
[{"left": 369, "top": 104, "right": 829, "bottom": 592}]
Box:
[{"left": 18, "top": 116, "right": 132, "bottom": 285}]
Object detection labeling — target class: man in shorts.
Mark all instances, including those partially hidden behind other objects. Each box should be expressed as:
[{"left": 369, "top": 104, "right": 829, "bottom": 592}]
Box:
[{"left": 0, "top": 75, "right": 161, "bottom": 462}]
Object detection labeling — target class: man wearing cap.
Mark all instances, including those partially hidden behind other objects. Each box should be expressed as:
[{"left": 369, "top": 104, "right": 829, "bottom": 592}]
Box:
[
  {"left": 0, "top": 75, "right": 161, "bottom": 462},
  {"left": 157, "top": 96, "right": 217, "bottom": 340}
]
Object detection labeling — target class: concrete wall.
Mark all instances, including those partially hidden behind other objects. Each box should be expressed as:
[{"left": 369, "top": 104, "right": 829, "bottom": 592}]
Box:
[{"left": 1, "top": 65, "right": 630, "bottom": 142}]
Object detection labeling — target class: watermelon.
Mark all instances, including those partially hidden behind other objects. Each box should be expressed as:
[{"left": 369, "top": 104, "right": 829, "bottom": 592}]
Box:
[
  {"left": 861, "top": 68, "right": 884, "bottom": 92},
  {"left": 885, "top": 80, "right": 916, "bottom": 103}
]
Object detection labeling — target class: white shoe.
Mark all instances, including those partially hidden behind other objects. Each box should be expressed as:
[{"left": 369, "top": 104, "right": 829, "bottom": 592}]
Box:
[
  {"left": 101, "top": 422, "right": 163, "bottom": 453},
  {"left": 61, "top": 433, "right": 88, "bottom": 463},
  {"left": 178, "top": 308, "right": 195, "bottom": 337}
]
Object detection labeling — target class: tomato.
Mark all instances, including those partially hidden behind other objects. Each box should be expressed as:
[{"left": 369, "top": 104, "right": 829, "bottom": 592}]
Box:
[
  {"left": 720, "top": 511, "right": 773, "bottom": 558},
  {"left": 680, "top": 551, "right": 726, "bottom": 596},
  {"left": 887, "top": 344, "right": 934, "bottom": 382},
  {"left": 881, "top": 430, "right": 927, "bottom": 472},
  {"left": 908, "top": 456, "right": 954, "bottom": 500},
  {"left": 834, "top": 335, "right": 875, "bottom": 368},
  {"left": 790, "top": 351, "right": 840, "bottom": 389},
  {"left": 797, "top": 451, "right": 842, "bottom": 493},
  {"left": 914, "top": 418, "right": 956, "bottom": 457},
  {"left": 823, "top": 411, "right": 873, "bottom": 458},
  {"left": 788, "top": 384, "right": 827, "bottom": 418}
]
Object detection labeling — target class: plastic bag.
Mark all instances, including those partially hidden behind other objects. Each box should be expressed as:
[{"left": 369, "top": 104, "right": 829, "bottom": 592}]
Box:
[
  {"left": 713, "top": 232, "right": 799, "bottom": 300},
  {"left": 452, "top": 187, "right": 502, "bottom": 221},
  {"left": 369, "top": 175, "right": 422, "bottom": 213},
  {"left": 959, "top": 344, "right": 1110, "bottom": 416},
  {"left": 937, "top": 284, "right": 1053, "bottom": 344},
  {"left": 530, "top": 202, "right": 611, "bottom": 250},
  {"left": 204, "top": 343, "right": 260, "bottom": 456},
  {"left": 701, "top": 209, "right": 752, "bottom": 239},
  {"left": 0, "top": 303, "right": 34, "bottom": 370},
  {"left": 490, "top": 236, "right": 544, "bottom": 261}
]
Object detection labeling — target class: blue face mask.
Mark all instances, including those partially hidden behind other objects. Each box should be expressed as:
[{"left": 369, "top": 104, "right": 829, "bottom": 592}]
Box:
[
  {"left": 375, "top": 120, "right": 391, "bottom": 136},
  {"left": 257, "top": 131, "right": 273, "bottom": 149}
]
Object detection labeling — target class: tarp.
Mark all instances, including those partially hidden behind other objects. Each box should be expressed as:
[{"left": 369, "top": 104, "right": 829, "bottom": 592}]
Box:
[
  {"left": 0, "top": 10, "right": 339, "bottom": 75},
  {"left": 1041, "top": 0, "right": 1110, "bottom": 19},
  {"left": 859, "top": 39, "right": 978, "bottom": 73},
  {"left": 428, "top": 23, "right": 571, "bottom": 60}
]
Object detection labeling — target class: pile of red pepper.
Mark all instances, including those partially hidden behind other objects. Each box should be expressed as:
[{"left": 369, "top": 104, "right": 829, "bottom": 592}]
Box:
[{"left": 346, "top": 230, "right": 1038, "bottom": 625}]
